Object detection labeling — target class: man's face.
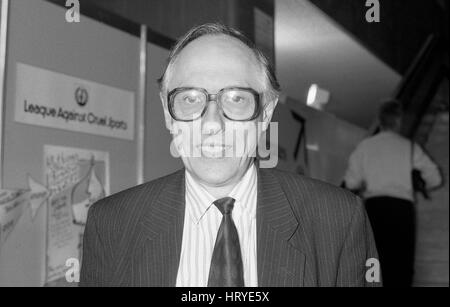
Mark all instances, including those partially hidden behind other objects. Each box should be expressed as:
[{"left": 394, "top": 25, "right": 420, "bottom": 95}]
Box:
[{"left": 161, "top": 35, "right": 277, "bottom": 188}]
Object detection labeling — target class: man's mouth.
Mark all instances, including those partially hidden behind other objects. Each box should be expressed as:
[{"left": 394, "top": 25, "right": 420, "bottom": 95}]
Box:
[{"left": 197, "top": 144, "right": 232, "bottom": 157}]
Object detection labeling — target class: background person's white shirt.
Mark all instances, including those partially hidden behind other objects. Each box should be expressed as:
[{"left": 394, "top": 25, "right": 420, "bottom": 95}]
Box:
[
  {"left": 344, "top": 131, "right": 442, "bottom": 201},
  {"left": 176, "top": 163, "right": 258, "bottom": 287}
]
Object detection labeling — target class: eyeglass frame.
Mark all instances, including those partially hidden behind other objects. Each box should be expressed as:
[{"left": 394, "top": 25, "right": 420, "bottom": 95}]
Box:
[{"left": 166, "top": 87, "right": 263, "bottom": 122}]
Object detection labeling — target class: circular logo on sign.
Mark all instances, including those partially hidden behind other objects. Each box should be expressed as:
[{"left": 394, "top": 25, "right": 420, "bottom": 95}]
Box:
[{"left": 75, "top": 87, "right": 89, "bottom": 107}]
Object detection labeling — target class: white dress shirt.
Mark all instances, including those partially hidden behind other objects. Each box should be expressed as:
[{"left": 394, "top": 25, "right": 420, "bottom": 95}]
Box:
[
  {"left": 176, "top": 163, "right": 258, "bottom": 287},
  {"left": 344, "top": 131, "right": 441, "bottom": 201}
]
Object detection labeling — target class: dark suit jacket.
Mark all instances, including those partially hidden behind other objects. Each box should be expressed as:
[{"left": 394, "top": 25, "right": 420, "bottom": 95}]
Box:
[{"left": 80, "top": 168, "right": 380, "bottom": 287}]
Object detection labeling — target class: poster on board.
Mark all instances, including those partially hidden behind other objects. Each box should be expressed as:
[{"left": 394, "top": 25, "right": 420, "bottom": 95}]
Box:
[
  {"left": 43, "top": 145, "right": 109, "bottom": 285},
  {"left": 0, "top": 177, "right": 50, "bottom": 249}
]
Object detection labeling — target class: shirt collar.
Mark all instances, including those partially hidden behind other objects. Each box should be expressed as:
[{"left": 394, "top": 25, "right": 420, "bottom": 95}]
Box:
[
  {"left": 228, "top": 163, "right": 257, "bottom": 219},
  {"left": 185, "top": 163, "right": 258, "bottom": 224}
]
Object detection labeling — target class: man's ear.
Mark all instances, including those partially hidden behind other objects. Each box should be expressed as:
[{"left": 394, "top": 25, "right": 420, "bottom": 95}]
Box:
[
  {"left": 261, "top": 98, "right": 278, "bottom": 131},
  {"left": 160, "top": 92, "right": 173, "bottom": 131}
]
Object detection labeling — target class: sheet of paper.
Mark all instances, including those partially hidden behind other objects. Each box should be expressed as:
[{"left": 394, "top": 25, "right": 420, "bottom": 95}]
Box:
[
  {"left": 28, "top": 175, "right": 51, "bottom": 220},
  {"left": 44, "top": 145, "right": 109, "bottom": 284},
  {"left": 0, "top": 176, "right": 50, "bottom": 247},
  {"left": 0, "top": 190, "right": 28, "bottom": 246}
]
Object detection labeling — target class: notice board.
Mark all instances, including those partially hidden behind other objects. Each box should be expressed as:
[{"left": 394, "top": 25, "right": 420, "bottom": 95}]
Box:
[{"left": 0, "top": 0, "right": 141, "bottom": 286}]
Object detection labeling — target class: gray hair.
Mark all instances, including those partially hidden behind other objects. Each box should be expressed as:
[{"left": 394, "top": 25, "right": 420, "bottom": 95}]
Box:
[{"left": 157, "top": 23, "right": 280, "bottom": 102}]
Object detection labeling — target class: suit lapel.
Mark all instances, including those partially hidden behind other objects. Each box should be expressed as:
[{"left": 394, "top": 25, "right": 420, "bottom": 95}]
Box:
[
  {"left": 133, "top": 170, "right": 186, "bottom": 286},
  {"left": 122, "top": 167, "right": 306, "bottom": 287},
  {"left": 257, "top": 168, "right": 306, "bottom": 287}
]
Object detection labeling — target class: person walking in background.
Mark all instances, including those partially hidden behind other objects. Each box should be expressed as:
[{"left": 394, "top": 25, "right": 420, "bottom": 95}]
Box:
[{"left": 343, "top": 100, "right": 442, "bottom": 287}]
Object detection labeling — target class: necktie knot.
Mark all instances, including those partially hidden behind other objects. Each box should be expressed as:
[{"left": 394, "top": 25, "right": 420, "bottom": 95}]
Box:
[{"left": 213, "top": 197, "right": 235, "bottom": 215}]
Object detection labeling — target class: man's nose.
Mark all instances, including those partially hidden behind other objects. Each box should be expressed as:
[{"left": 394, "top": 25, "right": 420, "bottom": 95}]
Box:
[{"left": 201, "top": 100, "right": 224, "bottom": 135}]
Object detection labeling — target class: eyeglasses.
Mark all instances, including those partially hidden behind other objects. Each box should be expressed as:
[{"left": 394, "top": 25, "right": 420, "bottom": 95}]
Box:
[{"left": 167, "top": 87, "right": 262, "bottom": 121}]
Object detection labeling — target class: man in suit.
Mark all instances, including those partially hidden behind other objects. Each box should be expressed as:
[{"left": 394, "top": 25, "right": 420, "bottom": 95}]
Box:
[{"left": 80, "top": 23, "right": 380, "bottom": 287}]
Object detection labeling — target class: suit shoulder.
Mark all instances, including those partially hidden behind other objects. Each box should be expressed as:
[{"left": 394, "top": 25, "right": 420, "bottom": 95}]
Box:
[
  {"left": 267, "top": 168, "right": 362, "bottom": 217},
  {"left": 269, "top": 168, "right": 358, "bottom": 199},
  {"left": 89, "top": 169, "right": 184, "bottom": 221}
]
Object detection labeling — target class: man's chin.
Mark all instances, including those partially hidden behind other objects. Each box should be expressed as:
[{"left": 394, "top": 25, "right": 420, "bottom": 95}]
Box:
[
  {"left": 185, "top": 158, "right": 242, "bottom": 185},
  {"left": 192, "top": 158, "right": 234, "bottom": 173}
]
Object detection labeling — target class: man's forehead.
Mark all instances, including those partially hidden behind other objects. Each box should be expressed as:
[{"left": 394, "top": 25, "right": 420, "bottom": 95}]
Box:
[
  {"left": 173, "top": 35, "right": 260, "bottom": 70},
  {"left": 167, "top": 35, "right": 264, "bottom": 91}
]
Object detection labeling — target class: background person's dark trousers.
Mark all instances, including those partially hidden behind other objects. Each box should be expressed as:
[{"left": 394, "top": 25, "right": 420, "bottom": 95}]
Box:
[{"left": 365, "top": 196, "right": 416, "bottom": 287}]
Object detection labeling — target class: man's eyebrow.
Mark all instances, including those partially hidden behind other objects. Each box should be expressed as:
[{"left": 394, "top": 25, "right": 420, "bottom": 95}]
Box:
[{"left": 170, "top": 84, "right": 255, "bottom": 90}]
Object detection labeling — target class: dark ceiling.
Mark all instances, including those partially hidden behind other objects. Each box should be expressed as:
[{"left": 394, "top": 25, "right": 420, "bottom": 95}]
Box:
[{"left": 310, "top": 0, "right": 449, "bottom": 75}]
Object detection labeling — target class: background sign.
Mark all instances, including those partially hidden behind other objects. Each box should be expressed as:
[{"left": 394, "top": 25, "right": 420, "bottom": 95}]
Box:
[
  {"left": 14, "top": 63, "right": 135, "bottom": 140},
  {"left": 44, "top": 145, "right": 109, "bottom": 285}
]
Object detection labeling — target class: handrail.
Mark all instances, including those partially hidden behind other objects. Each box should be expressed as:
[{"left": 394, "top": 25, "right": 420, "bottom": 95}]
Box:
[
  {"left": 394, "top": 34, "right": 437, "bottom": 102},
  {"left": 369, "top": 34, "right": 439, "bottom": 136}
]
